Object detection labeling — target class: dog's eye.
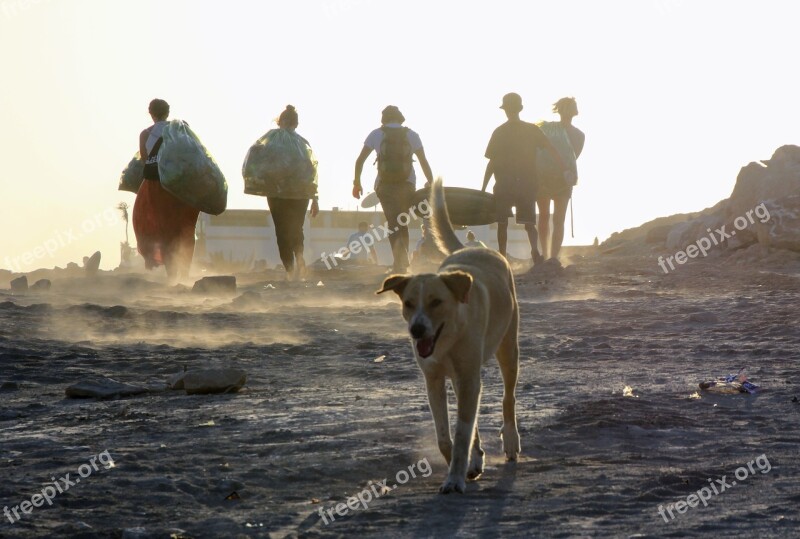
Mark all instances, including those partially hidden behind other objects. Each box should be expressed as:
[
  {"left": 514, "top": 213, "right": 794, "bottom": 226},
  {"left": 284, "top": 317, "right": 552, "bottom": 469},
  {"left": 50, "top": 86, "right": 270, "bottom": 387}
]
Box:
[
  {"left": 403, "top": 300, "right": 415, "bottom": 310},
  {"left": 430, "top": 299, "right": 442, "bottom": 308}
]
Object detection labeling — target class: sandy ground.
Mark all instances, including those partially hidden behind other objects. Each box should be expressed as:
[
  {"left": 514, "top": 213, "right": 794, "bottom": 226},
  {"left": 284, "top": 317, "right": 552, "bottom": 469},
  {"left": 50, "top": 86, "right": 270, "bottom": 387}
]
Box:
[{"left": 1, "top": 252, "right": 799, "bottom": 539}]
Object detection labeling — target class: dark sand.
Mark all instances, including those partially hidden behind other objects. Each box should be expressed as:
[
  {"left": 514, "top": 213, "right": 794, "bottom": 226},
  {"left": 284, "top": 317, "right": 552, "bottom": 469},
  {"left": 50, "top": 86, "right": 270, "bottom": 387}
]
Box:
[{"left": 1, "top": 253, "right": 799, "bottom": 538}]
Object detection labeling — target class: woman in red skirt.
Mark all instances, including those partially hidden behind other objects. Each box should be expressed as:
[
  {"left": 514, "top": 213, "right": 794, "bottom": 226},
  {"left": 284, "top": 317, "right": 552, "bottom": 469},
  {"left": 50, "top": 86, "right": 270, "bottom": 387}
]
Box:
[{"left": 133, "top": 99, "right": 200, "bottom": 282}]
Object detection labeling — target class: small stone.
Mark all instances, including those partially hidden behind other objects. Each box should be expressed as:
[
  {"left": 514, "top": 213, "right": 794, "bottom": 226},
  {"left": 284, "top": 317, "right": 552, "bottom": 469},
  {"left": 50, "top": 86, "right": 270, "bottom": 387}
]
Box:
[
  {"left": 192, "top": 276, "right": 237, "bottom": 295},
  {"left": 182, "top": 369, "right": 247, "bottom": 395},
  {"left": 31, "top": 279, "right": 52, "bottom": 291},
  {"left": 10, "top": 276, "right": 28, "bottom": 292},
  {"left": 65, "top": 377, "right": 149, "bottom": 399}
]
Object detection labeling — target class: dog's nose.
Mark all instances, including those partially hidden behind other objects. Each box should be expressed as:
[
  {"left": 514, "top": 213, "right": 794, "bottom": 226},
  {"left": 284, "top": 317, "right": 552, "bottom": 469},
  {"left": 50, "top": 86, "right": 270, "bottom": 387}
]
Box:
[{"left": 410, "top": 323, "right": 426, "bottom": 339}]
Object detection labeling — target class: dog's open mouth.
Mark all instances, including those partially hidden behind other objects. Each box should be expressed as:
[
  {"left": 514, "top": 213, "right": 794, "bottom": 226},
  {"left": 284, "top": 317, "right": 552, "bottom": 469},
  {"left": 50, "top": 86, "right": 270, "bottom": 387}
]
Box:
[{"left": 415, "top": 323, "right": 444, "bottom": 359}]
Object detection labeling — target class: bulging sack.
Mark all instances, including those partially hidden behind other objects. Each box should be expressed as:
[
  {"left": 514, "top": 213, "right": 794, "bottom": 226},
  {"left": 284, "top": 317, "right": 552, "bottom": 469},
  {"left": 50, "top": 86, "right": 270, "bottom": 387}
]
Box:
[
  {"left": 159, "top": 120, "right": 228, "bottom": 215},
  {"left": 119, "top": 153, "right": 144, "bottom": 193},
  {"left": 242, "top": 129, "right": 318, "bottom": 199},
  {"left": 536, "top": 121, "right": 578, "bottom": 186}
]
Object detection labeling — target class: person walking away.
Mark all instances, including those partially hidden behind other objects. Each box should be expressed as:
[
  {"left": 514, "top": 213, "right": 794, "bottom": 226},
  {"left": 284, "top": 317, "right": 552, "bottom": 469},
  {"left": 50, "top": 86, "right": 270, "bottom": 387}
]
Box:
[
  {"left": 265, "top": 105, "right": 320, "bottom": 281},
  {"left": 536, "top": 97, "right": 585, "bottom": 262},
  {"left": 352, "top": 105, "right": 434, "bottom": 273},
  {"left": 482, "top": 93, "right": 568, "bottom": 264},
  {"left": 133, "top": 98, "right": 200, "bottom": 282}
]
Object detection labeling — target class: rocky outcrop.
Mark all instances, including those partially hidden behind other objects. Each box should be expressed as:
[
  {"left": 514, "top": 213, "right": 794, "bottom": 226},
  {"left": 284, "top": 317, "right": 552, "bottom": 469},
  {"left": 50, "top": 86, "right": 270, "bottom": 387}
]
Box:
[{"left": 602, "top": 145, "right": 800, "bottom": 260}]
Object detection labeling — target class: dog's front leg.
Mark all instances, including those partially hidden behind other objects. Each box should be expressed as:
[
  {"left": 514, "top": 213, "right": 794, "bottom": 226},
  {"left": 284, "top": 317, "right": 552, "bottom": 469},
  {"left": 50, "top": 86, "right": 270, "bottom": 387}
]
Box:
[
  {"left": 440, "top": 374, "right": 481, "bottom": 494},
  {"left": 424, "top": 373, "right": 452, "bottom": 465}
]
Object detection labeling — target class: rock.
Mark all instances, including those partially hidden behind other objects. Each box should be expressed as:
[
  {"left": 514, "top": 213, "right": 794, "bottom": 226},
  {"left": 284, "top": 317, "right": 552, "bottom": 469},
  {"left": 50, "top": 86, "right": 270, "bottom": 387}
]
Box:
[
  {"left": 10, "top": 275, "right": 28, "bottom": 292},
  {"left": 645, "top": 224, "right": 672, "bottom": 245},
  {"left": 65, "top": 377, "right": 149, "bottom": 399},
  {"left": 166, "top": 371, "right": 187, "bottom": 390},
  {"left": 31, "top": 279, "right": 51, "bottom": 291},
  {"left": 727, "top": 145, "right": 800, "bottom": 252},
  {"left": 1, "top": 381, "right": 21, "bottom": 391},
  {"left": 753, "top": 196, "right": 800, "bottom": 252},
  {"left": 231, "top": 291, "right": 262, "bottom": 308},
  {"left": 192, "top": 276, "right": 237, "bottom": 295},
  {"left": 84, "top": 251, "right": 102, "bottom": 277},
  {"left": 179, "top": 369, "right": 247, "bottom": 395}
]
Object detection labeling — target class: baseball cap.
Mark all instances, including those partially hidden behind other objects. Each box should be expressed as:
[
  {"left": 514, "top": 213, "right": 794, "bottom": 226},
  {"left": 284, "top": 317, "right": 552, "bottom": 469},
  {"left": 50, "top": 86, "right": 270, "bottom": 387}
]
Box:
[{"left": 500, "top": 93, "right": 523, "bottom": 111}]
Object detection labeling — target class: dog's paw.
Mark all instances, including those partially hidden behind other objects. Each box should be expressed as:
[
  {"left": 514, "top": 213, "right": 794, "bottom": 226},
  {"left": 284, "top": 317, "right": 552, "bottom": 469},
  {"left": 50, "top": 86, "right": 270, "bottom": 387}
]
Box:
[
  {"left": 467, "top": 447, "right": 485, "bottom": 480},
  {"left": 500, "top": 425, "right": 521, "bottom": 461},
  {"left": 439, "top": 477, "right": 466, "bottom": 494}
]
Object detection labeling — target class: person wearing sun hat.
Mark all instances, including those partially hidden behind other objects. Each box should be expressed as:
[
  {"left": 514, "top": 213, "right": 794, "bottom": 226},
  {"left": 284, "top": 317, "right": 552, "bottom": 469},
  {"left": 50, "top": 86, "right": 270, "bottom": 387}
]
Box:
[{"left": 482, "top": 92, "right": 568, "bottom": 265}]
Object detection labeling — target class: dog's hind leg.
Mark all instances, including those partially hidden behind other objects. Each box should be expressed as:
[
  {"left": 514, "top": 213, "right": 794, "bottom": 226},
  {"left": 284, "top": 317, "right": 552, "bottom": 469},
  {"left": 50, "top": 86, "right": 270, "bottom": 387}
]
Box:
[
  {"left": 424, "top": 374, "right": 452, "bottom": 465},
  {"left": 497, "top": 317, "right": 521, "bottom": 461},
  {"left": 467, "top": 428, "right": 485, "bottom": 480}
]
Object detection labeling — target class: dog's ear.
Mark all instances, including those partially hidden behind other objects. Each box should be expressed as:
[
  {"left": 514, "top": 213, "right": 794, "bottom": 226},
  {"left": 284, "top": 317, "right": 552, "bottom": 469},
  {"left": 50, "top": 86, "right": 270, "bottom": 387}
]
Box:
[
  {"left": 439, "top": 271, "right": 472, "bottom": 303},
  {"left": 376, "top": 274, "right": 411, "bottom": 297}
]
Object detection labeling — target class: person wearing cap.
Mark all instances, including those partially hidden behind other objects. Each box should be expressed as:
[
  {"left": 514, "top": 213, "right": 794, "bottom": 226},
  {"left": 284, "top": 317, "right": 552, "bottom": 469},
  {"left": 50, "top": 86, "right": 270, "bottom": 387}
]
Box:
[
  {"left": 352, "top": 106, "right": 434, "bottom": 273},
  {"left": 482, "top": 92, "right": 569, "bottom": 264},
  {"left": 536, "top": 97, "right": 585, "bottom": 262}
]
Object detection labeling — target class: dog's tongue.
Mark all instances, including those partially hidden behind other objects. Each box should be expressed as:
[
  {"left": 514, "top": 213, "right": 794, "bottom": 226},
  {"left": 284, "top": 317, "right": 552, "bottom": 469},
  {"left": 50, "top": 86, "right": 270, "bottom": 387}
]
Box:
[{"left": 416, "top": 337, "right": 435, "bottom": 358}]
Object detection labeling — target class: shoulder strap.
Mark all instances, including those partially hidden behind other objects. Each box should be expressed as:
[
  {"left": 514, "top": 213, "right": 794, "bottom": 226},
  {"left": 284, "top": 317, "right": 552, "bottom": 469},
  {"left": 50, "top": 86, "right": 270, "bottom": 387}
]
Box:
[{"left": 149, "top": 136, "right": 164, "bottom": 157}]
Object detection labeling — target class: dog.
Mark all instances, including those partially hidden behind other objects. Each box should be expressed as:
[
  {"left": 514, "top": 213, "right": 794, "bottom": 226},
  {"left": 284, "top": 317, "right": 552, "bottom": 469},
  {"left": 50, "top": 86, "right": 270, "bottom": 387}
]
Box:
[{"left": 377, "top": 178, "right": 521, "bottom": 494}]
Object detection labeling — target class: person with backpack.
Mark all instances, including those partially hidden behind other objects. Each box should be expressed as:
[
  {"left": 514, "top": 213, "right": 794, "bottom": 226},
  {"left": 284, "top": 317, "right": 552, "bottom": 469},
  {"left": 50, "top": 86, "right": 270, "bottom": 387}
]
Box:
[
  {"left": 536, "top": 97, "right": 585, "bottom": 263},
  {"left": 132, "top": 98, "right": 200, "bottom": 282},
  {"left": 352, "top": 105, "right": 434, "bottom": 273},
  {"left": 482, "top": 93, "right": 570, "bottom": 265}
]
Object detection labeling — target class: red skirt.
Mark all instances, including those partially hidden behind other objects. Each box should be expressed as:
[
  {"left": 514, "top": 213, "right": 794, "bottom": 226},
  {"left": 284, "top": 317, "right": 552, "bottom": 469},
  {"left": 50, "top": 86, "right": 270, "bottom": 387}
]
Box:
[{"left": 133, "top": 180, "right": 200, "bottom": 269}]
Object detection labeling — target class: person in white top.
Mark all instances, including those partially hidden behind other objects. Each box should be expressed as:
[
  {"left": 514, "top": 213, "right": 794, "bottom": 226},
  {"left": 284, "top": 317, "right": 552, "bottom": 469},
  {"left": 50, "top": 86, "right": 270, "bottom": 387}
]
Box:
[{"left": 352, "top": 106, "right": 434, "bottom": 273}]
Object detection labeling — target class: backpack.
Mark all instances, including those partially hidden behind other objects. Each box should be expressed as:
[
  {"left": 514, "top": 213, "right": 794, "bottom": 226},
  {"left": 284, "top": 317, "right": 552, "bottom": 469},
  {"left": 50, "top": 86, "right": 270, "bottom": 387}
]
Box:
[{"left": 378, "top": 126, "right": 412, "bottom": 183}]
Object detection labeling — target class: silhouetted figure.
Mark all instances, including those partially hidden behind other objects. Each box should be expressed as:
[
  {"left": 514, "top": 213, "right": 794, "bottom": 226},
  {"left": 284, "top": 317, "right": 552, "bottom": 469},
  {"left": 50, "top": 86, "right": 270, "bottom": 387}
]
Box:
[
  {"left": 344, "top": 221, "right": 378, "bottom": 265},
  {"left": 537, "top": 97, "right": 585, "bottom": 261},
  {"left": 265, "top": 105, "right": 320, "bottom": 281},
  {"left": 353, "top": 106, "right": 434, "bottom": 273},
  {"left": 132, "top": 98, "right": 200, "bottom": 282},
  {"left": 482, "top": 93, "right": 567, "bottom": 264}
]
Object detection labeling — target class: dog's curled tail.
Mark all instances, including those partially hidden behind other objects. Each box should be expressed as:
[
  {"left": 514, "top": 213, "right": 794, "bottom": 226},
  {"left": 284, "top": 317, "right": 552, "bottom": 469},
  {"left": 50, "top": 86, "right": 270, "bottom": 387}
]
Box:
[{"left": 430, "top": 178, "right": 464, "bottom": 255}]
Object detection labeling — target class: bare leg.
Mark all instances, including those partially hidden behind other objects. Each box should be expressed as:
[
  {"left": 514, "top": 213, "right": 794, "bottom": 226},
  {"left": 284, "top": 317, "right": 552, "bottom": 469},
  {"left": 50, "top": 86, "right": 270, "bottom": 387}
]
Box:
[
  {"left": 524, "top": 223, "right": 543, "bottom": 264},
  {"left": 497, "top": 221, "right": 508, "bottom": 257},
  {"left": 536, "top": 198, "right": 552, "bottom": 260},
  {"left": 551, "top": 196, "right": 570, "bottom": 260}
]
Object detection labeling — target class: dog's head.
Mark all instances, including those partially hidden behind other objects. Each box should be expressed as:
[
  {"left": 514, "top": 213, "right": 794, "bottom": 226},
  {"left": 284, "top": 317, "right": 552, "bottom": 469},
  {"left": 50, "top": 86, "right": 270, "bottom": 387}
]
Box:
[{"left": 376, "top": 271, "right": 472, "bottom": 359}]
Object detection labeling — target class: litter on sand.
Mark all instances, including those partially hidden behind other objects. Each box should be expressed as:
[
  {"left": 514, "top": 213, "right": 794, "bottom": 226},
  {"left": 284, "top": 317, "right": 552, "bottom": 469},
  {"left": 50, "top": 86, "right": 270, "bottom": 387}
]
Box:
[{"left": 699, "top": 368, "right": 760, "bottom": 394}]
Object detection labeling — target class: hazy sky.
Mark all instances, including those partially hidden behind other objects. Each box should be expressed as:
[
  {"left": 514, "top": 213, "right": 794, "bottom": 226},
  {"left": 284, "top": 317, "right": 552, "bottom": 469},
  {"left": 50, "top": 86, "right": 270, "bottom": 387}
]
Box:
[{"left": 1, "top": 0, "right": 797, "bottom": 271}]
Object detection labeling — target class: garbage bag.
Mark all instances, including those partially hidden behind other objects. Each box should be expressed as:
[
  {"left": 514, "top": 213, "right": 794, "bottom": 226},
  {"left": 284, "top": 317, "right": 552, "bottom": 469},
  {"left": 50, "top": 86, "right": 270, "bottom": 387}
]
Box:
[
  {"left": 159, "top": 120, "right": 228, "bottom": 215},
  {"left": 536, "top": 121, "right": 578, "bottom": 186},
  {"left": 119, "top": 152, "right": 144, "bottom": 193},
  {"left": 242, "top": 129, "right": 318, "bottom": 199}
]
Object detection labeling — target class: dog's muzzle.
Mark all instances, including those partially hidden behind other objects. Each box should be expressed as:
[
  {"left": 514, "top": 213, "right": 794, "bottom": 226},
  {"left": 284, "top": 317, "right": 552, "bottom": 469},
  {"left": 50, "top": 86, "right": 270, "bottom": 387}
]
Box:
[{"left": 414, "top": 323, "right": 444, "bottom": 359}]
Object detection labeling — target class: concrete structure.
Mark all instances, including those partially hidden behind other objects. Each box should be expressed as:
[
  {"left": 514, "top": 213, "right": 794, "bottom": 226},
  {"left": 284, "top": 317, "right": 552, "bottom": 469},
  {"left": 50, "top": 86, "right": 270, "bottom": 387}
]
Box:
[{"left": 196, "top": 209, "right": 540, "bottom": 269}]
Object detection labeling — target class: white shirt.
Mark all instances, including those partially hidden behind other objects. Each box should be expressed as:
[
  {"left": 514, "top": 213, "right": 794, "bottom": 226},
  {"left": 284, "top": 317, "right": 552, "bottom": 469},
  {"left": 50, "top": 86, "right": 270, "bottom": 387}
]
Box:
[
  {"left": 363, "top": 123, "right": 424, "bottom": 188},
  {"left": 145, "top": 121, "right": 167, "bottom": 164}
]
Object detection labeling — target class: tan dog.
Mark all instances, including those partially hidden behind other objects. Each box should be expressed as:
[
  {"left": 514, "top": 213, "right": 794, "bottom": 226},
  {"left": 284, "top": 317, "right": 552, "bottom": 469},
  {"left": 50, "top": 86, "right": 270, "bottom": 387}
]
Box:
[{"left": 377, "top": 179, "right": 521, "bottom": 494}]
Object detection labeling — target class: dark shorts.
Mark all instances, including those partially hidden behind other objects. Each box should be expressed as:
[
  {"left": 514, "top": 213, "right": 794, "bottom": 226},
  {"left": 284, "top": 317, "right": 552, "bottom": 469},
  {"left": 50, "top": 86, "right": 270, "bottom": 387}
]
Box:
[{"left": 494, "top": 177, "right": 536, "bottom": 224}]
